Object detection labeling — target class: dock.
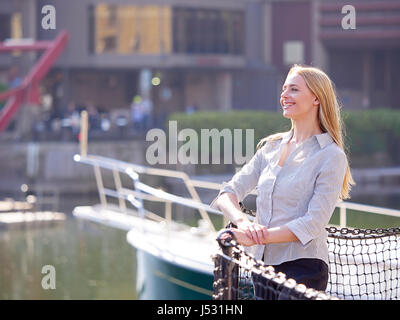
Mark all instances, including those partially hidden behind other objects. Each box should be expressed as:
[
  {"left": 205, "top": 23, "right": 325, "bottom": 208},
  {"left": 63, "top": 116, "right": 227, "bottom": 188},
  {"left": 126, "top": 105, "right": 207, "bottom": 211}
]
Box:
[
  {"left": 0, "top": 211, "right": 66, "bottom": 229},
  {"left": 0, "top": 199, "right": 34, "bottom": 212},
  {"left": 0, "top": 199, "right": 66, "bottom": 229}
]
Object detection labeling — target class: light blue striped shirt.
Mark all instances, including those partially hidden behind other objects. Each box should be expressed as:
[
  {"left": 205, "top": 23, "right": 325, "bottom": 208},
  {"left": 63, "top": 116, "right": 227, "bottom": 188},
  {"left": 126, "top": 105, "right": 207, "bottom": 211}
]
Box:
[{"left": 213, "top": 130, "right": 347, "bottom": 266}]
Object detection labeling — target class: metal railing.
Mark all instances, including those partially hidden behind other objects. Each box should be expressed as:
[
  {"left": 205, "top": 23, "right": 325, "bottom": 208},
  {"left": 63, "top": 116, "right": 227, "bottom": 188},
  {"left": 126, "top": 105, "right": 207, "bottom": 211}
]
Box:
[
  {"left": 73, "top": 152, "right": 400, "bottom": 234},
  {"left": 73, "top": 153, "right": 223, "bottom": 232}
]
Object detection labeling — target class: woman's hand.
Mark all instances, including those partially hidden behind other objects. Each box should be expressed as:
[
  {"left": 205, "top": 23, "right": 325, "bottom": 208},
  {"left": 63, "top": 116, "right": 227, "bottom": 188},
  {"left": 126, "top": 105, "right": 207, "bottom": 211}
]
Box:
[
  {"left": 234, "top": 220, "right": 269, "bottom": 246},
  {"left": 228, "top": 228, "right": 256, "bottom": 246}
]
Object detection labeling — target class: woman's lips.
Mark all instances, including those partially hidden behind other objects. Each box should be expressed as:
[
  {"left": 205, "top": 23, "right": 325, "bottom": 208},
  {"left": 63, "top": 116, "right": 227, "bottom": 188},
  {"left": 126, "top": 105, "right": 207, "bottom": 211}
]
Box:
[{"left": 283, "top": 102, "right": 296, "bottom": 109}]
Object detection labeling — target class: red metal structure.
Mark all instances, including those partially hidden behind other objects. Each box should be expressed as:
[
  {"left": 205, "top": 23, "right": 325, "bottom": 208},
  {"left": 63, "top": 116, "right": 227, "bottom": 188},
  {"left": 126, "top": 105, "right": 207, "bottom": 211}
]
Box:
[{"left": 0, "top": 30, "right": 68, "bottom": 132}]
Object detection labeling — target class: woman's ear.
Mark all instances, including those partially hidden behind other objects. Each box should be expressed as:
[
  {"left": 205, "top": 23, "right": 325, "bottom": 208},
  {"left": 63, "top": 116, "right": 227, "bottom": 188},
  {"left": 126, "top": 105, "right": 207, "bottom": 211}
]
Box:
[{"left": 313, "top": 96, "right": 320, "bottom": 107}]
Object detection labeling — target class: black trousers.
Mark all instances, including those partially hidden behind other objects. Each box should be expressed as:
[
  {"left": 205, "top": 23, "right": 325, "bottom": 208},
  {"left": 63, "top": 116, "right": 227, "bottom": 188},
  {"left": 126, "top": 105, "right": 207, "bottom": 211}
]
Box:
[{"left": 252, "top": 258, "right": 329, "bottom": 300}]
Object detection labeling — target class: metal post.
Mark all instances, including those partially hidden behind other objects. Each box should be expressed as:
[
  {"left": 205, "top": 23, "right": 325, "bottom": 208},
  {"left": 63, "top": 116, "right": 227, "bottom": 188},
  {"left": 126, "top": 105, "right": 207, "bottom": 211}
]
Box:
[
  {"left": 94, "top": 165, "right": 107, "bottom": 210},
  {"left": 80, "top": 110, "right": 88, "bottom": 157},
  {"left": 112, "top": 168, "right": 126, "bottom": 213},
  {"left": 217, "top": 236, "right": 239, "bottom": 300},
  {"left": 220, "top": 244, "right": 232, "bottom": 300},
  {"left": 182, "top": 175, "right": 216, "bottom": 232}
]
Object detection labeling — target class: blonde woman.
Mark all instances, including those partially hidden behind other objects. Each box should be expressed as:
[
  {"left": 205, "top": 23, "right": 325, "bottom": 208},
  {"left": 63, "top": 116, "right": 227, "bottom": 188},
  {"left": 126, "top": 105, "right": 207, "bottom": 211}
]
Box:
[{"left": 212, "top": 65, "right": 355, "bottom": 296}]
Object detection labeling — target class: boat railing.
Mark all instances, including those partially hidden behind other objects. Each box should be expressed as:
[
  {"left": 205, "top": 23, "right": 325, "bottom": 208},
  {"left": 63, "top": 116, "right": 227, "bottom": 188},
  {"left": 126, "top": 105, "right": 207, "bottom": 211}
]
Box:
[
  {"left": 73, "top": 152, "right": 400, "bottom": 233},
  {"left": 75, "top": 111, "right": 400, "bottom": 233},
  {"left": 73, "top": 153, "right": 223, "bottom": 232}
]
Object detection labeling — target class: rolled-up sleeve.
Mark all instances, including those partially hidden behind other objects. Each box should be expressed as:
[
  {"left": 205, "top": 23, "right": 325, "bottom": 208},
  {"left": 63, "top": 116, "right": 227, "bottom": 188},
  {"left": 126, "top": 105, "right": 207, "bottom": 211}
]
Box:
[
  {"left": 210, "top": 145, "right": 265, "bottom": 209},
  {"left": 286, "top": 150, "right": 347, "bottom": 245}
]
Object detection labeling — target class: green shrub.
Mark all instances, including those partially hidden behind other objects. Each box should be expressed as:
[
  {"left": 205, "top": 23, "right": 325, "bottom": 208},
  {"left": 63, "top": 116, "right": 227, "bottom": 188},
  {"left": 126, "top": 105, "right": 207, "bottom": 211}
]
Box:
[
  {"left": 167, "top": 109, "right": 400, "bottom": 166},
  {"left": 343, "top": 109, "right": 400, "bottom": 161}
]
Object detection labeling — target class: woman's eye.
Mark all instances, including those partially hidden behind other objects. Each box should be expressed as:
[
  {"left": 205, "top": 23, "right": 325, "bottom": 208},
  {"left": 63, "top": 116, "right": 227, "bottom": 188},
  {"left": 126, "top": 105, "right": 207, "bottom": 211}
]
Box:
[{"left": 281, "top": 87, "right": 298, "bottom": 93}]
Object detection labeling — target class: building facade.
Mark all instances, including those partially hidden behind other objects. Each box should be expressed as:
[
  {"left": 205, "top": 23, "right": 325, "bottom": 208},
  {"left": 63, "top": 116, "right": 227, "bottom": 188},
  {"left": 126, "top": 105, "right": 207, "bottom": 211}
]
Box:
[
  {"left": 1, "top": 0, "right": 399, "bottom": 126},
  {"left": 318, "top": 1, "right": 400, "bottom": 110}
]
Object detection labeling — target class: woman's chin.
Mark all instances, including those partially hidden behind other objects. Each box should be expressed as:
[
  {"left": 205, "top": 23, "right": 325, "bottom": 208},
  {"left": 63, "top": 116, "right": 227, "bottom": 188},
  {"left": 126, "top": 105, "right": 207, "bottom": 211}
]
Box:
[{"left": 282, "top": 110, "right": 295, "bottom": 119}]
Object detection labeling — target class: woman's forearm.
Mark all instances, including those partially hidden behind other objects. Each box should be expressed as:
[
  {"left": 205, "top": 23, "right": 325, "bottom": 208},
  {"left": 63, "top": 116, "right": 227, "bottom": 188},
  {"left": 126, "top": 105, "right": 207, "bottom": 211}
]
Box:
[
  {"left": 264, "top": 225, "right": 299, "bottom": 244},
  {"left": 216, "top": 192, "right": 249, "bottom": 224},
  {"left": 230, "top": 225, "right": 299, "bottom": 246}
]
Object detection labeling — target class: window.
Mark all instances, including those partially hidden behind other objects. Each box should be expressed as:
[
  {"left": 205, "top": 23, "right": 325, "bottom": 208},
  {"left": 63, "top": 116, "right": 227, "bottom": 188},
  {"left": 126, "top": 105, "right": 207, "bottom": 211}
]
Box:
[
  {"left": 0, "top": 14, "right": 11, "bottom": 42},
  {"left": 172, "top": 8, "right": 244, "bottom": 55},
  {"left": 329, "top": 50, "right": 362, "bottom": 90},
  {"left": 90, "top": 4, "right": 172, "bottom": 55},
  {"left": 283, "top": 41, "right": 304, "bottom": 65}
]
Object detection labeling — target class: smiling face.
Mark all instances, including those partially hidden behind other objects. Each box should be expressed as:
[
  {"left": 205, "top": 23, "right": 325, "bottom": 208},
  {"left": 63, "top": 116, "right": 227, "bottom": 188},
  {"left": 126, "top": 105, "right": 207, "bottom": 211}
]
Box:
[{"left": 280, "top": 72, "right": 320, "bottom": 120}]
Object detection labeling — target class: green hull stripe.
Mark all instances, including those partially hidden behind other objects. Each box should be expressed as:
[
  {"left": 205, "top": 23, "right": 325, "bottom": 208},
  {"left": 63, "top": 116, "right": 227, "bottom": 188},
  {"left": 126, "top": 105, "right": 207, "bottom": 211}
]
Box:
[{"left": 154, "top": 269, "right": 213, "bottom": 297}]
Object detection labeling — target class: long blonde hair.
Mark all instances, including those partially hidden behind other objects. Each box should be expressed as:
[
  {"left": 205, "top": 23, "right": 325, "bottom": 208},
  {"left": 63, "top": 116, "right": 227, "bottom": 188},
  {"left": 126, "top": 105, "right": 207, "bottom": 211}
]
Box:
[{"left": 257, "top": 64, "right": 355, "bottom": 199}]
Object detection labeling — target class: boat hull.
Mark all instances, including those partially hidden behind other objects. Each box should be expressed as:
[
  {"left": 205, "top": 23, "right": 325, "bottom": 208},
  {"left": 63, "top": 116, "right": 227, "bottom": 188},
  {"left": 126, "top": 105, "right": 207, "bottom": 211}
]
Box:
[
  {"left": 136, "top": 249, "right": 214, "bottom": 300},
  {"left": 73, "top": 205, "right": 217, "bottom": 300}
]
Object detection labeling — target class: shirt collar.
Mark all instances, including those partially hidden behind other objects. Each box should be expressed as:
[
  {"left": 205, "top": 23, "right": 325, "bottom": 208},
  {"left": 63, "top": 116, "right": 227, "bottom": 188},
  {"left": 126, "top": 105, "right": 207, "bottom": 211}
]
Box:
[
  {"left": 315, "top": 132, "right": 333, "bottom": 149},
  {"left": 280, "top": 130, "right": 333, "bottom": 149}
]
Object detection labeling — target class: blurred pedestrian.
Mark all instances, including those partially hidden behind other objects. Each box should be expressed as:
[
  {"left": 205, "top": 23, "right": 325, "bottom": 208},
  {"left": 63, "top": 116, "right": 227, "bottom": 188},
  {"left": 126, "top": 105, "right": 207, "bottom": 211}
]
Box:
[
  {"left": 141, "top": 97, "right": 153, "bottom": 130},
  {"left": 63, "top": 101, "right": 80, "bottom": 137},
  {"left": 7, "top": 66, "right": 22, "bottom": 89},
  {"left": 87, "top": 101, "right": 100, "bottom": 131},
  {"left": 185, "top": 103, "right": 198, "bottom": 114},
  {"left": 130, "top": 95, "right": 144, "bottom": 132}
]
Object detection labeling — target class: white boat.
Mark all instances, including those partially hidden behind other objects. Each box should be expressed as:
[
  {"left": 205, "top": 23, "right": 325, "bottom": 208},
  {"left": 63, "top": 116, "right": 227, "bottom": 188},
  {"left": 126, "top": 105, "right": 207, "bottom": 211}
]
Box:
[{"left": 72, "top": 149, "right": 227, "bottom": 299}]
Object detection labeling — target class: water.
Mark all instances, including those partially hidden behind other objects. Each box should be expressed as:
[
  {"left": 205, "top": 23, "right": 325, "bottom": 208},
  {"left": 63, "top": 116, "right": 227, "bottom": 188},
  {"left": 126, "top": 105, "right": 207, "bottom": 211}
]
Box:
[
  {"left": 0, "top": 194, "right": 137, "bottom": 300},
  {"left": 0, "top": 191, "right": 399, "bottom": 300}
]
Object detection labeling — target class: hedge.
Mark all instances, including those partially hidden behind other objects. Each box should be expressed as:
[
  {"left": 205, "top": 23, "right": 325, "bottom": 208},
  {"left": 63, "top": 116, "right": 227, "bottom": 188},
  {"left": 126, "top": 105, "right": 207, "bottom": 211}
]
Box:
[{"left": 167, "top": 109, "right": 400, "bottom": 166}]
